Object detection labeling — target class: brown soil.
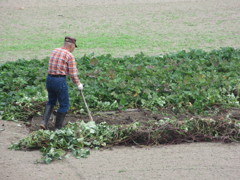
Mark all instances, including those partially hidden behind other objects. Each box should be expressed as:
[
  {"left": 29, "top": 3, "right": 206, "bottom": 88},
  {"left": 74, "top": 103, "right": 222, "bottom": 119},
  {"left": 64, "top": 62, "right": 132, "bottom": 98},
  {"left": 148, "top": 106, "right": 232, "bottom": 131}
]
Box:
[
  {"left": 1, "top": 0, "right": 240, "bottom": 62},
  {"left": 1, "top": 105, "right": 240, "bottom": 180},
  {"left": 29, "top": 109, "right": 164, "bottom": 131},
  {"left": 29, "top": 107, "right": 240, "bottom": 132},
  {"left": 1, "top": 119, "right": 240, "bottom": 180}
]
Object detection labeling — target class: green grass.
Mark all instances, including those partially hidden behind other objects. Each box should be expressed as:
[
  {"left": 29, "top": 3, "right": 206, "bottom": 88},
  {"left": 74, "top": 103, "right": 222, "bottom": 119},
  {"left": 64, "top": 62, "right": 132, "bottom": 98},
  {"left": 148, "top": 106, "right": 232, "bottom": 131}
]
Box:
[
  {"left": 1, "top": 32, "right": 239, "bottom": 63},
  {"left": 0, "top": 0, "right": 240, "bottom": 62},
  {"left": 77, "top": 34, "right": 148, "bottom": 49},
  {"left": 1, "top": 35, "right": 141, "bottom": 51},
  {"left": 1, "top": 32, "right": 238, "bottom": 57}
]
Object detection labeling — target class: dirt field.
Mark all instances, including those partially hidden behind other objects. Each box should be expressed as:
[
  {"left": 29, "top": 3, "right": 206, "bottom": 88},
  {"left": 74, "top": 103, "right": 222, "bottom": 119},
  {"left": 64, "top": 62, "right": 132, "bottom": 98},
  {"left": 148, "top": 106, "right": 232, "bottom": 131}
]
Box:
[
  {"left": 1, "top": 120, "right": 240, "bottom": 180},
  {"left": 1, "top": 0, "right": 240, "bottom": 62},
  {"left": 1, "top": 109, "right": 240, "bottom": 180}
]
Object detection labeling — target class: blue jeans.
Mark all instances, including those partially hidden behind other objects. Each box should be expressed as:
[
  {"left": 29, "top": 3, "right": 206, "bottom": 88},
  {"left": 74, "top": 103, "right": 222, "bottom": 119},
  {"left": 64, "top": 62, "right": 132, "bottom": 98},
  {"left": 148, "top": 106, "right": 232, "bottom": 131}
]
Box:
[{"left": 46, "top": 75, "right": 69, "bottom": 113}]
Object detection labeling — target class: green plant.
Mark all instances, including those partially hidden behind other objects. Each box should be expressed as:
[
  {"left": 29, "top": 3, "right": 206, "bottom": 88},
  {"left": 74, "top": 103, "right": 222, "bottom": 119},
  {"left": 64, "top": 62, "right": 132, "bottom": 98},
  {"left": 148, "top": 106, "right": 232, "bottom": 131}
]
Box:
[
  {"left": 1, "top": 48, "right": 240, "bottom": 121},
  {"left": 9, "top": 121, "right": 139, "bottom": 164}
]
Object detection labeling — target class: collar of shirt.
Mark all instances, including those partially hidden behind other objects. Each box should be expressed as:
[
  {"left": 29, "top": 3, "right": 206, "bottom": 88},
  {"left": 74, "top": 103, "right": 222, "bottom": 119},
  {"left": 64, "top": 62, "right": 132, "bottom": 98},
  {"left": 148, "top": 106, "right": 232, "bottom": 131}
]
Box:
[{"left": 61, "top": 46, "right": 69, "bottom": 51}]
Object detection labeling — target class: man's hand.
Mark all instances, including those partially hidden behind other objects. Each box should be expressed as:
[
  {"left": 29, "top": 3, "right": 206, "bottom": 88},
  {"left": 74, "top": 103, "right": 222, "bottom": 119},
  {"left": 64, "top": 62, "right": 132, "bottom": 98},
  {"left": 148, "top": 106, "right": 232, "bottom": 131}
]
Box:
[{"left": 78, "top": 83, "right": 84, "bottom": 90}]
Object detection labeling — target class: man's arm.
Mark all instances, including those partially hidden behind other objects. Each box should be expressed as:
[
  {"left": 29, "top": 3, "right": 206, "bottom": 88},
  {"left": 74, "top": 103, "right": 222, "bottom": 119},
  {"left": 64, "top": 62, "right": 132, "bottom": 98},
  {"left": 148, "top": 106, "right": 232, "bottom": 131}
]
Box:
[{"left": 68, "top": 56, "right": 82, "bottom": 87}]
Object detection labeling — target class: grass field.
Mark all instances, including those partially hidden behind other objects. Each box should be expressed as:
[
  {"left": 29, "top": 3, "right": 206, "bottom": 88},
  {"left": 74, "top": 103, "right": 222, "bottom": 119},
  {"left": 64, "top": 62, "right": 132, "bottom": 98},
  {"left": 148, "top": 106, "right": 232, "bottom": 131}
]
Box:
[{"left": 0, "top": 0, "right": 240, "bottom": 62}]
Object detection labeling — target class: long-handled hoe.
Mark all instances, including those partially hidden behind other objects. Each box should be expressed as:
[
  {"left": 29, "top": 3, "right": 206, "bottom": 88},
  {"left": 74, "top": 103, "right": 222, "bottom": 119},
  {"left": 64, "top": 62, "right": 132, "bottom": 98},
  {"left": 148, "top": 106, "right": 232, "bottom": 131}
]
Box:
[{"left": 80, "top": 90, "right": 94, "bottom": 121}]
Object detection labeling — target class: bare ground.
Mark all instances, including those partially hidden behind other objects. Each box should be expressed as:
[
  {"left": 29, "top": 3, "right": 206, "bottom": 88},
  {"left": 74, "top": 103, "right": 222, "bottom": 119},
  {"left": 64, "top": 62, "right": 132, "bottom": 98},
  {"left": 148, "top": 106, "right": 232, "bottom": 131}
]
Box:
[
  {"left": 1, "top": 108, "right": 240, "bottom": 180},
  {"left": 0, "top": 120, "right": 240, "bottom": 180},
  {"left": 0, "top": 0, "right": 240, "bottom": 62}
]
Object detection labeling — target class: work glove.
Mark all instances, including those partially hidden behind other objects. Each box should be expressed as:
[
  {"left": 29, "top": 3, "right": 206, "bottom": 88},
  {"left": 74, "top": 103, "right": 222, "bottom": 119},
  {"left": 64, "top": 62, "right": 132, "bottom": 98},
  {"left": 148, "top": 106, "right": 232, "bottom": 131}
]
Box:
[{"left": 78, "top": 83, "right": 84, "bottom": 91}]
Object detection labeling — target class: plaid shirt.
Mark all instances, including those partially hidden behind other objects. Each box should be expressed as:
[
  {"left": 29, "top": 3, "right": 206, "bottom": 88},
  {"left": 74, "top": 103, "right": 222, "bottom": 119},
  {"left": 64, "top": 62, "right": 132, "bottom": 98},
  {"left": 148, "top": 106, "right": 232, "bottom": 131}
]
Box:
[{"left": 48, "top": 47, "right": 81, "bottom": 86}]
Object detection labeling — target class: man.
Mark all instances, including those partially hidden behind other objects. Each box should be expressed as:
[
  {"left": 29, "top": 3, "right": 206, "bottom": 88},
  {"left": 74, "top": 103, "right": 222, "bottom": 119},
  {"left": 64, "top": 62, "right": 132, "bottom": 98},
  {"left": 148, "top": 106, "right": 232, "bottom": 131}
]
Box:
[{"left": 40, "top": 36, "right": 83, "bottom": 130}]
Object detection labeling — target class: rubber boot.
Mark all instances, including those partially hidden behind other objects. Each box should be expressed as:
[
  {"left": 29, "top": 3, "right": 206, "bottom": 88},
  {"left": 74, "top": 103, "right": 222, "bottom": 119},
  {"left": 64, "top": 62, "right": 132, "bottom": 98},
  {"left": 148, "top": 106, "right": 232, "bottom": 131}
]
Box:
[
  {"left": 55, "top": 112, "right": 67, "bottom": 130},
  {"left": 40, "top": 104, "right": 54, "bottom": 130}
]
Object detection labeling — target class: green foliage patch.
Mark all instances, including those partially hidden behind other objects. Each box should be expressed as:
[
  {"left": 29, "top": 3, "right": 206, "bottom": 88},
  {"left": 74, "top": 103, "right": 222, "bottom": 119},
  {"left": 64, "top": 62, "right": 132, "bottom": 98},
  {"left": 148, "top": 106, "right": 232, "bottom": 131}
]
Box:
[
  {"left": 0, "top": 47, "right": 240, "bottom": 121},
  {"left": 10, "top": 121, "right": 139, "bottom": 163}
]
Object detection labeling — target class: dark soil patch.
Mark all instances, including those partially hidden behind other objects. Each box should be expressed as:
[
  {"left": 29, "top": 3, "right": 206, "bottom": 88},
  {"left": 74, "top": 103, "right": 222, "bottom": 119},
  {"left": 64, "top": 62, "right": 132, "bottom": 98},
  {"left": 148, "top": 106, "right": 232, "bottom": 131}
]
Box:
[
  {"left": 23, "top": 107, "right": 240, "bottom": 147},
  {"left": 28, "top": 108, "right": 240, "bottom": 132},
  {"left": 29, "top": 109, "right": 164, "bottom": 131}
]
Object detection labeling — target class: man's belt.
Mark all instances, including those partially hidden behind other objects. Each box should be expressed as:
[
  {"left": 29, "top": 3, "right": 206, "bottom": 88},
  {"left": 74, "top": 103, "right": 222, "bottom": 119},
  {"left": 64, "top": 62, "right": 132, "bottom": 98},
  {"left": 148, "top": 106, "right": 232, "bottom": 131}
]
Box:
[{"left": 48, "top": 74, "right": 66, "bottom": 77}]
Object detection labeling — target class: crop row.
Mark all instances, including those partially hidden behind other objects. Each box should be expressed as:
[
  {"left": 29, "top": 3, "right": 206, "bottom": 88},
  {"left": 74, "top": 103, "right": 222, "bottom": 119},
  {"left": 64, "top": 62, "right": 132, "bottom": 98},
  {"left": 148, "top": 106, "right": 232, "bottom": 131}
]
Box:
[{"left": 0, "top": 47, "right": 240, "bottom": 121}]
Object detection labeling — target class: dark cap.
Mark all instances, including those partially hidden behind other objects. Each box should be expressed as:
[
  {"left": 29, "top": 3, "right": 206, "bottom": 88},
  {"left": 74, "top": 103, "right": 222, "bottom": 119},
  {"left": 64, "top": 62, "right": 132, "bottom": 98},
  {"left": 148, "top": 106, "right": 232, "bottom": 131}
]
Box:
[{"left": 64, "top": 36, "right": 78, "bottom": 48}]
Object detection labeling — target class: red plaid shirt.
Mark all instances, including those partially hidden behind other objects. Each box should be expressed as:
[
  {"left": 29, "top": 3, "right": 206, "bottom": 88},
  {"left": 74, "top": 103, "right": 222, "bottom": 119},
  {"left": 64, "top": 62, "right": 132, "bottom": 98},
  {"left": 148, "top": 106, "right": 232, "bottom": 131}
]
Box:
[{"left": 48, "top": 47, "right": 81, "bottom": 86}]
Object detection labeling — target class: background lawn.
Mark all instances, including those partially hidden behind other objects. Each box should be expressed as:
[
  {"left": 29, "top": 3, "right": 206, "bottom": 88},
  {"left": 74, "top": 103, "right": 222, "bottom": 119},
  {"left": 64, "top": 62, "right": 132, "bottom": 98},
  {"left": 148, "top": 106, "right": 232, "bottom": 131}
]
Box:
[{"left": 0, "top": 0, "right": 240, "bottom": 62}]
